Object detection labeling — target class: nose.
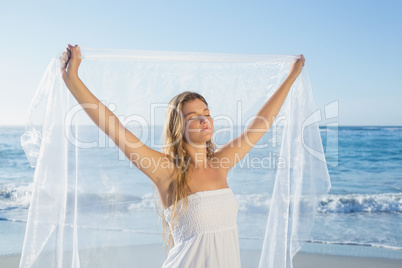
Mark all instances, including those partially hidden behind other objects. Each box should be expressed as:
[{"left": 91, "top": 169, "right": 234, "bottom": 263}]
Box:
[{"left": 199, "top": 115, "right": 208, "bottom": 124}]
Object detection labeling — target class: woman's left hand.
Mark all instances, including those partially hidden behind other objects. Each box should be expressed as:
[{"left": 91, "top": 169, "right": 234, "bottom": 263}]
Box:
[{"left": 288, "top": 54, "right": 305, "bottom": 79}]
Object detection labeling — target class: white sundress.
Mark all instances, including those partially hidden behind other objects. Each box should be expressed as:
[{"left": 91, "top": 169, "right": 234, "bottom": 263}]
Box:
[{"left": 162, "top": 188, "right": 241, "bottom": 268}]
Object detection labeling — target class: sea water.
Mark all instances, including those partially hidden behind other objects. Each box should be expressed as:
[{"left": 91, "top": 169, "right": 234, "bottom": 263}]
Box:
[{"left": 1, "top": 125, "right": 402, "bottom": 258}]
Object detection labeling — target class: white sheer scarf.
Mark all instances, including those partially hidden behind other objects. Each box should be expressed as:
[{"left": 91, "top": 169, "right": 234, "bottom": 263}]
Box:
[{"left": 20, "top": 48, "right": 331, "bottom": 268}]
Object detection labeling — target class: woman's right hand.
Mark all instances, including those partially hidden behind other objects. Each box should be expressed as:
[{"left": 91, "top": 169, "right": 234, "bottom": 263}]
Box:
[
  {"left": 288, "top": 54, "right": 305, "bottom": 80},
  {"left": 60, "top": 44, "right": 82, "bottom": 83}
]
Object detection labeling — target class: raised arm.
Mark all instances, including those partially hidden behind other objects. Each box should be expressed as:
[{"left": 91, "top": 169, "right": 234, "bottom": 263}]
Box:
[
  {"left": 215, "top": 54, "right": 306, "bottom": 170},
  {"left": 60, "top": 45, "right": 175, "bottom": 186}
]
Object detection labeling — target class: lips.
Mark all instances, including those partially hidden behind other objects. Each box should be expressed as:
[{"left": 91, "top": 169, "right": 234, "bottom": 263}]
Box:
[{"left": 201, "top": 126, "right": 211, "bottom": 132}]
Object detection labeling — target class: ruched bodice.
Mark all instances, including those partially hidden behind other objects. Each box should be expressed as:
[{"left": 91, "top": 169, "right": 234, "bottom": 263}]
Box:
[{"left": 162, "top": 188, "right": 241, "bottom": 268}]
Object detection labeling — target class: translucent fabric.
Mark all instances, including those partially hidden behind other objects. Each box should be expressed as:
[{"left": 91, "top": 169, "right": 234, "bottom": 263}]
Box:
[{"left": 20, "top": 47, "right": 331, "bottom": 268}]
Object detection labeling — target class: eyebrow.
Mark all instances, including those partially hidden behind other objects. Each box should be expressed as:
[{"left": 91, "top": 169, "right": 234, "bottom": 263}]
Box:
[{"left": 184, "top": 108, "right": 209, "bottom": 118}]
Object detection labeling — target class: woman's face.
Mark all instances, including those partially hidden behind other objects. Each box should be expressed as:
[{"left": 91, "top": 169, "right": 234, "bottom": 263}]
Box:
[{"left": 182, "top": 98, "right": 214, "bottom": 147}]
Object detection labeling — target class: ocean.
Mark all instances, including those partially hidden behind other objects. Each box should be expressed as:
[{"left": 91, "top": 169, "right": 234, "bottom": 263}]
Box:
[{"left": 1, "top": 125, "right": 402, "bottom": 259}]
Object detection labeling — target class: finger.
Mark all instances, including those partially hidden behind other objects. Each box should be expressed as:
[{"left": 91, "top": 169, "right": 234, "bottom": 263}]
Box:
[
  {"left": 299, "top": 54, "right": 305, "bottom": 66},
  {"left": 70, "top": 45, "right": 81, "bottom": 60},
  {"left": 76, "top": 45, "right": 82, "bottom": 59},
  {"left": 70, "top": 46, "right": 76, "bottom": 58},
  {"left": 296, "top": 54, "right": 303, "bottom": 62}
]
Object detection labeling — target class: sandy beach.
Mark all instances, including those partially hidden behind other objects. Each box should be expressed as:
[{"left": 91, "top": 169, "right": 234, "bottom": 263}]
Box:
[{"left": 2, "top": 244, "right": 401, "bottom": 268}]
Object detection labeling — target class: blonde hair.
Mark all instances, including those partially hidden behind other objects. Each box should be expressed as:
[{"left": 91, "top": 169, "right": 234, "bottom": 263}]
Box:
[{"left": 157, "top": 91, "right": 217, "bottom": 253}]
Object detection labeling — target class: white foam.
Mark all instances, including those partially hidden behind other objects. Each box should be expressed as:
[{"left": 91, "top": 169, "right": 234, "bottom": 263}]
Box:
[
  {"left": 318, "top": 193, "right": 402, "bottom": 213},
  {"left": 3, "top": 183, "right": 401, "bottom": 216},
  {"left": 0, "top": 183, "right": 32, "bottom": 210}
]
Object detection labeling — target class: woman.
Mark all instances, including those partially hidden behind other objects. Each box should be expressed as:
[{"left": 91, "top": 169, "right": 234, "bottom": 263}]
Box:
[{"left": 61, "top": 44, "right": 305, "bottom": 267}]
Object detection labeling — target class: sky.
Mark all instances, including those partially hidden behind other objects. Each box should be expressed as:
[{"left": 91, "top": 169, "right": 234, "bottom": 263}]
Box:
[{"left": 0, "top": 0, "right": 401, "bottom": 126}]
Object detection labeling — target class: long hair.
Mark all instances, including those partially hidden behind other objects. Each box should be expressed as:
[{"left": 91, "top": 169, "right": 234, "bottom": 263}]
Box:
[{"left": 157, "top": 91, "right": 217, "bottom": 253}]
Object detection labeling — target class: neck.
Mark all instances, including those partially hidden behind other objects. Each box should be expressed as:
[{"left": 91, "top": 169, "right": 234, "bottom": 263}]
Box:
[{"left": 184, "top": 142, "right": 208, "bottom": 169}]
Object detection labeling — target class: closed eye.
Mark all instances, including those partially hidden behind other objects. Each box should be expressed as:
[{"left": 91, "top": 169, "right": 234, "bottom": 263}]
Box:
[{"left": 189, "top": 114, "right": 210, "bottom": 120}]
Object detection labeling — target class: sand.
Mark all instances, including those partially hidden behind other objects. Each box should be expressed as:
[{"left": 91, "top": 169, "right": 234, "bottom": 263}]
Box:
[{"left": 1, "top": 244, "right": 401, "bottom": 268}]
